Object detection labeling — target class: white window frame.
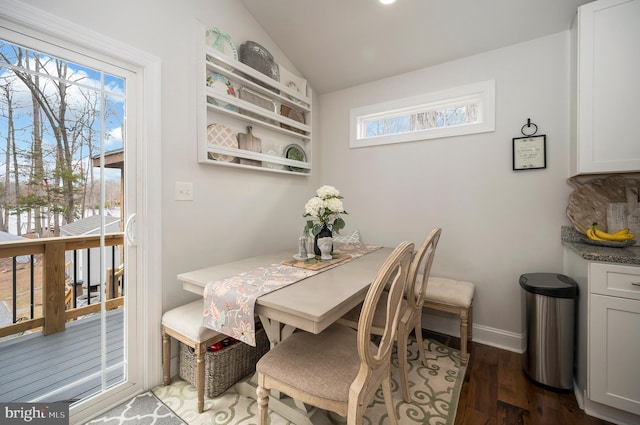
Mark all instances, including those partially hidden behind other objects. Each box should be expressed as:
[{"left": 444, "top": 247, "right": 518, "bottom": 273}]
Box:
[{"left": 349, "top": 80, "right": 495, "bottom": 148}]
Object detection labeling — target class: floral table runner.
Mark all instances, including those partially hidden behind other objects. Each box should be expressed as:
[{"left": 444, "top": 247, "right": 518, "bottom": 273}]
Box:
[{"left": 203, "top": 243, "right": 381, "bottom": 346}]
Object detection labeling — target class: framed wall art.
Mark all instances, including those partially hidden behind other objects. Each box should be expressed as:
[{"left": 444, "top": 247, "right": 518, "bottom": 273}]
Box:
[{"left": 513, "top": 135, "right": 546, "bottom": 170}]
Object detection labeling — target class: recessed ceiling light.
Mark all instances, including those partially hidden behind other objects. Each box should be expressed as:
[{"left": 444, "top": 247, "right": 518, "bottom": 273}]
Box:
[{"left": 379, "top": 0, "right": 396, "bottom": 4}]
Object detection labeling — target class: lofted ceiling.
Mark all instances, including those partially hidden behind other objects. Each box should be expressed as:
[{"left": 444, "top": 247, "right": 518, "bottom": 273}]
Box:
[{"left": 240, "top": 0, "right": 593, "bottom": 94}]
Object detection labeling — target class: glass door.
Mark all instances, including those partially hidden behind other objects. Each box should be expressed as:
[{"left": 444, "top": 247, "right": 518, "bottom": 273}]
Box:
[{"left": 0, "top": 28, "right": 136, "bottom": 408}]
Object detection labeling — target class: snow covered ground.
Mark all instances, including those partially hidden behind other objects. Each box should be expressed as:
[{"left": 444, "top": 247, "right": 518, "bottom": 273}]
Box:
[{"left": 4, "top": 208, "right": 121, "bottom": 236}]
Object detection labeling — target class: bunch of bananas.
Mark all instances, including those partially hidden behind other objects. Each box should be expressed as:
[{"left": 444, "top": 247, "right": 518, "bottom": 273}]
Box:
[{"left": 586, "top": 223, "right": 635, "bottom": 242}]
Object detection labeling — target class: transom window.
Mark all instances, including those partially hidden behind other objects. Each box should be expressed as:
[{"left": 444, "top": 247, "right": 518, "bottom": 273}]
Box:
[{"left": 350, "top": 80, "right": 495, "bottom": 148}]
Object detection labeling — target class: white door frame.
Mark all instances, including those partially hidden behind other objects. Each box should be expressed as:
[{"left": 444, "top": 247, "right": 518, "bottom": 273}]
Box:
[{"left": 0, "top": 1, "right": 162, "bottom": 423}]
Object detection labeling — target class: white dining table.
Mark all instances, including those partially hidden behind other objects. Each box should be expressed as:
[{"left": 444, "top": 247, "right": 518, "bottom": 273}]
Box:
[{"left": 177, "top": 246, "right": 392, "bottom": 424}]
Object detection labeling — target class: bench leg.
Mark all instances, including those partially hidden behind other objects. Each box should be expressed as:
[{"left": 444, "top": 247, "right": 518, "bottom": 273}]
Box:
[
  {"left": 162, "top": 328, "right": 171, "bottom": 386},
  {"left": 468, "top": 304, "right": 473, "bottom": 341},
  {"left": 196, "top": 343, "right": 206, "bottom": 413},
  {"left": 460, "top": 308, "right": 469, "bottom": 365}
]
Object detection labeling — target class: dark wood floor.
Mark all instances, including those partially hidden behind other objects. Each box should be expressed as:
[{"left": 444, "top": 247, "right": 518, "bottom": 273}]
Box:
[{"left": 423, "top": 330, "right": 615, "bottom": 425}]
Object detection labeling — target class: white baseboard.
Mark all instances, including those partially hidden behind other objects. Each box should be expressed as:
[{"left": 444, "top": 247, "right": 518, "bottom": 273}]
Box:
[
  {"left": 583, "top": 396, "right": 640, "bottom": 425},
  {"left": 420, "top": 312, "right": 524, "bottom": 354},
  {"left": 574, "top": 380, "right": 585, "bottom": 410}
]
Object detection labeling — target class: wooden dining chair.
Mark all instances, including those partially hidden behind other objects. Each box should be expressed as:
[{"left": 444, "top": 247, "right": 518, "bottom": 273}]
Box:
[
  {"left": 338, "top": 227, "right": 441, "bottom": 403},
  {"left": 256, "top": 241, "right": 414, "bottom": 425}
]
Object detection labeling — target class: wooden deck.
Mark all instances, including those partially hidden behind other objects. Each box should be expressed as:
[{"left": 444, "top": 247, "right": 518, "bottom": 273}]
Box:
[{"left": 0, "top": 308, "right": 125, "bottom": 403}]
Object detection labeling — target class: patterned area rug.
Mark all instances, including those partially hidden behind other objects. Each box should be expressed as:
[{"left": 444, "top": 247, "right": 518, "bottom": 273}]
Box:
[
  {"left": 152, "top": 337, "right": 466, "bottom": 425},
  {"left": 85, "top": 391, "right": 186, "bottom": 424}
]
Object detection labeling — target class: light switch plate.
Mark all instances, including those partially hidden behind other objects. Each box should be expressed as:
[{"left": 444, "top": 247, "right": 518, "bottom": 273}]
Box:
[{"left": 175, "top": 182, "right": 193, "bottom": 201}]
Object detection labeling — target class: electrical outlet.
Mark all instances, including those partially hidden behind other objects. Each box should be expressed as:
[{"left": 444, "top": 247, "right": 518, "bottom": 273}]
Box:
[{"left": 175, "top": 182, "right": 194, "bottom": 201}]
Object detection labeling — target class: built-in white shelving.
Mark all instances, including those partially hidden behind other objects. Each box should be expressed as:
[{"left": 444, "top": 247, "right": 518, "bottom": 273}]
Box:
[{"left": 197, "top": 32, "right": 312, "bottom": 175}]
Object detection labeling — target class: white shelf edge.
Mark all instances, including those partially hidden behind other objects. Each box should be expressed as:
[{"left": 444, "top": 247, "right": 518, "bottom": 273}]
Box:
[
  {"left": 198, "top": 158, "right": 311, "bottom": 176},
  {"left": 206, "top": 101, "right": 311, "bottom": 141},
  {"left": 205, "top": 47, "right": 312, "bottom": 107},
  {"left": 206, "top": 89, "right": 310, "bottom": 133},
  {"left": 206, "top": 144, "right": 310, "bottom": 169},
  {"left": 207, "top": 60, "right": 311, "bottom": 113}
]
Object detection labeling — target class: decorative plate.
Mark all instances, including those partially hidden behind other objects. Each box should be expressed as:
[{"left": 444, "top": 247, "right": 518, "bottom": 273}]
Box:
[
  {"left": 239, "top": 87, "right": 276, "bottom": 112},
  {"left": 262, "top": 143, "right": 285, "bottom": 170},
  {"left": 284, "top": 144, "right": 306, "bottom": 172},
  {"left": 280, "top": 65, "right": 307, "bottom": 104},
  {"left": 205, "top": 27, "right": 238, "bottom": 61},
  {"left": 239, "top": 41, "right": 280, "bottom": 92},
  {"left": 206, "top": 72, "right": 236, "bottom": 111},
  {"left": 280, "top": 105, "right": 306, "bottom": 134},
  {"left": 239, "top": 87, "right": 277, "bottom": 125},
  {"left": 207, "top": 124, "right": 237, "bottom": 162},
  {"left": 286, "top": 81, "right": 304, "bottom": 104}
]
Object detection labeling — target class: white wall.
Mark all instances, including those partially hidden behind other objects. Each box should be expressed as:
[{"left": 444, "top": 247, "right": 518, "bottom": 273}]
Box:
[
  {"left": 15, "top": 0, "right": 575, "bottom": 352},
  {"left": 17, "top": 0, "right": 321, "bottom": 312},
  {"left": 318, "top": 31, "right": 574, "bottom": 350}
]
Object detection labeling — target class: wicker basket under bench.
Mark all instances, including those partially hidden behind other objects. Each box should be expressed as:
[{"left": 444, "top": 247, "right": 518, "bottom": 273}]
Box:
[{"left": 179, "top": 327, "right": 270, "bottom": 398}]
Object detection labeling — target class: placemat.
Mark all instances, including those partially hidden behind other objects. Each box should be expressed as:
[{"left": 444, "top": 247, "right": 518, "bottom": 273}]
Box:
[{"left": 282, "top": 253, "right": 350, "bottom": 270}]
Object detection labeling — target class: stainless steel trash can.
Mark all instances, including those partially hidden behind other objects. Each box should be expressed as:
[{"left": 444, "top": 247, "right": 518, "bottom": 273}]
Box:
[{"left": 520, "top": 273, "right": 578, "bottom": 391}]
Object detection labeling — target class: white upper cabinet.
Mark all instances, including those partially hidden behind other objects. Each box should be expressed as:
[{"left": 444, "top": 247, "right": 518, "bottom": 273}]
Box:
[{"left": 571, "top": 0, "right": 640, "bottom": 175}]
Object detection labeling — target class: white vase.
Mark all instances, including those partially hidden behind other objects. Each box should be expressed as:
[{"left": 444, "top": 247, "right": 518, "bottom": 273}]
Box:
[{"left": 317, "top": 237, "right": 333, "bottom": 260}]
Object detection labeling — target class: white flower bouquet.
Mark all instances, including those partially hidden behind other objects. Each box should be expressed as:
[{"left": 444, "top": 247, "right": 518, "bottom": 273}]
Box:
[{"left": 303, "top": 185, "right": 347, "bottom": 237}]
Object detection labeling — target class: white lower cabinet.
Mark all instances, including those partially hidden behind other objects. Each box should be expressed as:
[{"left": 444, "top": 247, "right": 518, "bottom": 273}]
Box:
[{"left": 588, "top": 263, "right": 640, "bottom": 416}]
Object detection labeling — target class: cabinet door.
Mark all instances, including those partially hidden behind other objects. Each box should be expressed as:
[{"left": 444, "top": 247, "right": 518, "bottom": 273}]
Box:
[
  {"left": 576, "top": 0, "right": 640, "bottom": 174},
  {"left": 589, "top": 294, "right": 640, "bottom": 415}
]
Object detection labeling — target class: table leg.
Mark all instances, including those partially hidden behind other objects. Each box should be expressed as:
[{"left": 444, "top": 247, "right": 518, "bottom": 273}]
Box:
[
  {"left": 259, "top": 315, "right": 295, "bottom": 346},
  {"left": 232, "top": 317, "right": 334, "bottom": 425}
]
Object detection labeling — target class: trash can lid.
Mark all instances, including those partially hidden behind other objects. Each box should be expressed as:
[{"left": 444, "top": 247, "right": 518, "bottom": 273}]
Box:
[{"left": 519, "top": 273, "right": 578, "bottom": 298}]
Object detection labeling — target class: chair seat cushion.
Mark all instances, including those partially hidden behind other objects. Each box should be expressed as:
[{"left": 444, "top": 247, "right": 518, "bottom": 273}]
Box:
[
  {"left": 419, "top": 276, "right": 475, "bottom": 308},
  {"left": 257, "top": 324, "right": 382, "bottom": 403},
  {"left": 162, "top": 300, "right": 220, "bottom": 342}
]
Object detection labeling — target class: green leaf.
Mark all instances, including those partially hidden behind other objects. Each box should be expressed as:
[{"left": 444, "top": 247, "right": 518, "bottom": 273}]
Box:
[{"left": 333, "top": 217, "right": 346, "bottom": 234}]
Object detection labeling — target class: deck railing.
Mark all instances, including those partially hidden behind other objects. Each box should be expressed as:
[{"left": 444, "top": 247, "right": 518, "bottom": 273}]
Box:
[{"left": 0, "top": 233, "right": 125, "bottom": 339}]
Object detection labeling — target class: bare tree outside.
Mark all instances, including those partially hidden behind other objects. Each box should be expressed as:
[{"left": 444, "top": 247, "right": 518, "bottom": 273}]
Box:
[
  {"left": 364, "top": 102, "right": 481, "bottom": 140},
  {"left": 0, "top": 38, "right": 124, "bottom": 237}
]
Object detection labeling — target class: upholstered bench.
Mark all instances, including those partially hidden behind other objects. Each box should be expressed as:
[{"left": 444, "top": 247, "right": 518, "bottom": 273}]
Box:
[
  {"left": 421, "top": 276, "right": 475, "bottom": 364},
  {"left": 161, "top": 299, "right": 224, "bottom": 412}
]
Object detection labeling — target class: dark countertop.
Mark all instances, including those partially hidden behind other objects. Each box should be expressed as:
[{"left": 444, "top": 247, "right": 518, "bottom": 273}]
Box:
[{"left": 562, "top": 226, "right": 640, "bottom": 266}]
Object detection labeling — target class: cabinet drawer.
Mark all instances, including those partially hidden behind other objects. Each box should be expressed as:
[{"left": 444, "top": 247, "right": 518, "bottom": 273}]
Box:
[{"left": 589, "top": 262, "right": 640, "bottom": 300}]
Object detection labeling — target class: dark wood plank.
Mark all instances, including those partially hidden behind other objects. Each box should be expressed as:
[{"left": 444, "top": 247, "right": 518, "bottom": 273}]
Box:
[
  {"left": 457, "top": 406, "right": 496, "bottom": 425},
  {"left": 497, "top": 399, "right": 531, "bottom": 425},
  {"left": 465, "top": 341, "right": 499, "bottom": 419},
  {"left": 418, "top": 330, "right": 617, "bottom": 425},
  {"left": 527, "top": 379, "right": 565, "bottom": 424},
  {"left": 498, "top": 349, "right": 529, "bottom": 410}
]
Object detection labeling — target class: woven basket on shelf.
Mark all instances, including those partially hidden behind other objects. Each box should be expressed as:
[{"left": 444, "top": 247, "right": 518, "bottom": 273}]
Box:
[{"left": 178, "top": 327, "right": 269, "bottom": 398}]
